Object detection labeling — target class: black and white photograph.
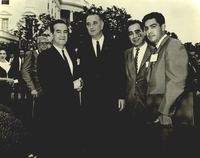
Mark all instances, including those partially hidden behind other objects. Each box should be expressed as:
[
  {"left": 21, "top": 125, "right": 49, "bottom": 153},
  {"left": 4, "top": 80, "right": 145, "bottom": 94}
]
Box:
[{"left": 0, "top": 0, "right": 200, "bottom": 157}]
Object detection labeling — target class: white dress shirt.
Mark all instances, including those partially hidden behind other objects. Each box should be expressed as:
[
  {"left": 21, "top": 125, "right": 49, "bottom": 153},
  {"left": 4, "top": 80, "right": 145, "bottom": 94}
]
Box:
[
  {"left": 133, "top": 42, "right": 148, "bottom": 72},
  {"left": 53, "top": 45, "right": 73, "bottom": 75},
  {"left": 92, "top": 35, "right": 104, "bottom": 57}
]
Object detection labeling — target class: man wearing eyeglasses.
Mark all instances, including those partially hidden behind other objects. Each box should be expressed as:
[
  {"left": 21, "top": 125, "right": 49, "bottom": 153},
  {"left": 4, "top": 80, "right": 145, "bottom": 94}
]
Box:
[{"left": 22, "top": 36, "right": 50, "bottom": 99}]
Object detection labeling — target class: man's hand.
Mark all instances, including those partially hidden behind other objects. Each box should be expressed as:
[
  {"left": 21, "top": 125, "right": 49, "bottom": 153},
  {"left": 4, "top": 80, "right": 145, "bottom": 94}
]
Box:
[
  {"left": 6, "top": 78, "right": 14, "bottom": 86},
  {"left": 73, "top": 78, "right": 83, "bottom": 91},
  {"left": 158, "top": 114, "right": 172, "bottom": 126},
  {"left": 31, "top": 89, "right": 39, "bottom": 98},
  {"left": 118, "top": 99, "right": 125, "bottom": 111}
]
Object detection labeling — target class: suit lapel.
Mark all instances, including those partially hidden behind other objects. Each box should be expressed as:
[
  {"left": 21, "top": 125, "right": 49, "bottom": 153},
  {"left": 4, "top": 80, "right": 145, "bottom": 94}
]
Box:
[
  {"left": 146, "top": 36, "right": 170, "bottom": 83},
  {"left": 156, "top": 36, "right": 170, "bottom": 54},
  {"left": 88, "top": 39, "right": 97, "bottom": 59},
  {"left": 126, "top": 47, "right": 136, "bottom": 79},
  {"left": 98, "top": 37, "right": 110, "bottom": 59},
  {"left": 101, "top": 38, "right": 107, "bottom": 57},
  {"left": 139, "top": 45, "right": 153, "bottom": 70},
  {"left": 52, "top": 46, "right": 73, "bottom": 77}
]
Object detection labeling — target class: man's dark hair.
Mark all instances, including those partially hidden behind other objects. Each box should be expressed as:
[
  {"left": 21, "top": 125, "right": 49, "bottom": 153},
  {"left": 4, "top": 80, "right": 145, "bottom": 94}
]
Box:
[
  {"left": 85, "top": 11, "right": 104, "bottom": 22},
  {"left": 142, "top": 12, "right": 165, "bottom": 26},
  {"left": 50, "top": 19, "right": 68, "bottom": 33},
  {"left": 127, "top": 19, "right": 144, "bottom": 31}
]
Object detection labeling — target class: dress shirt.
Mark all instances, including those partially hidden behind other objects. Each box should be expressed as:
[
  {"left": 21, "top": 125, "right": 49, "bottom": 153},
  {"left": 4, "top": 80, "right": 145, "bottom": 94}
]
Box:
[
  {"left": 53, "top": 45, "right": 73, "bottom": 75},
  {"left": 133, "top": 42, "right": 147, "bottom": 72},
  {"left": 156, "top": 34, "right": 167, "bottom": 49},
  {"left": 92, "top": 35, "right": 104, "bottom": 57}
]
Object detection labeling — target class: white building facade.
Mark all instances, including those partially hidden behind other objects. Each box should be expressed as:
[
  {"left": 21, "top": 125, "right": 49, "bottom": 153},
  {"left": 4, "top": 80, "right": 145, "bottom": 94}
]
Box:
[{"left": 0, "top": 0, "right": 89, "bottom": 43}]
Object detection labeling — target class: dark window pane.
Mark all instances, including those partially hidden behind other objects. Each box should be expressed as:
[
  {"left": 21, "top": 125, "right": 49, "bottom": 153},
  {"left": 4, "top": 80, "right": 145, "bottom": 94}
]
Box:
[{"left": 2, "top": 0, "right": 9, "bottom": 5}]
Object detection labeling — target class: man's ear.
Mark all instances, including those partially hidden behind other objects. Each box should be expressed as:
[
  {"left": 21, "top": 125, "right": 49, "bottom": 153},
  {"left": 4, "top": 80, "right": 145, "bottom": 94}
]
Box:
[
  {"left": 161, "top": 24, "right": 166, "bottom": 32},
  {"left": 101, "top": 21, "right": 104, "bottom": 30}
]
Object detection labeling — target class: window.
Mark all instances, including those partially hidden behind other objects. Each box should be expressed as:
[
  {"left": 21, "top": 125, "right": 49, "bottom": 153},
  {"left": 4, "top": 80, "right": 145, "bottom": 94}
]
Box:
[
  {"left": 1, "top": 0, "right": 9, "bottom": 5},
  {"left": 0, "top": 18, "right": 8, "bottom": 31}
]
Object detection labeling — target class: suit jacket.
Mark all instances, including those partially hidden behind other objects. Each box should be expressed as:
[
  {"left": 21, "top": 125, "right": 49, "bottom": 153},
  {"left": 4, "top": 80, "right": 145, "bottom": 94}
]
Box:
[
  {"left": 21, "top": 50, "right": 42, "bottom": 94},
  {"left": 37, "top": 45, "right": 81, "bottom": 156},
  {"left": 124, "top": 44, "right": 152, "bottom": 107},
  {"left": 80, "top": 36, "right": 124, "bottom": 112},
  {"left": 37, "top": 46, "right": 80, "bottom": 120},
  {"left": 147, "top": 36, "right": 188, "bottom": 115}
]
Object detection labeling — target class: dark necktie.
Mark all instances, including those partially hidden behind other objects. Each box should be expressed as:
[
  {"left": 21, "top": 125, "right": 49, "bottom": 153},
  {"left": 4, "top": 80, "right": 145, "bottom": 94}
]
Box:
[
  {"left": 96, "top": 40, "right": 101, "bottom": 57},
  {"left": 62, "top": 50, "right": 68, "bottom": 62},
  {"left": 153, "top": 46, "right": 158, "bottom": 54},
  {"left": 135, "top": 47, "right": 140, "bottom": 73}
]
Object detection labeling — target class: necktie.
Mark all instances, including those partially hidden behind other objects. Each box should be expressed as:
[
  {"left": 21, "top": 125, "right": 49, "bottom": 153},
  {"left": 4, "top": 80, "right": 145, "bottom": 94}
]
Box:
[
  {"left": 135, "top": 47, "right": 140, "bottom": 73},
  {"left": 153, "top": 46, "right": 158, "bottom": 54},
  {"left": 62, "top": 50, "right": 68, "bottom": 62},
  {"left": 96, "top": 40, "right": 101, "bottom": 57}
]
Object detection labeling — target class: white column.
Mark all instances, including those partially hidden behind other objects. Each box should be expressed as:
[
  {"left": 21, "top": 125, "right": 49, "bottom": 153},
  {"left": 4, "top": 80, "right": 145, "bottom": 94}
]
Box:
[
  {"left": 70, "top": 10, "right": 73, "bottom": 22},
  {"left": 0, "top": 18, "right": 2, "bottom": 30}
]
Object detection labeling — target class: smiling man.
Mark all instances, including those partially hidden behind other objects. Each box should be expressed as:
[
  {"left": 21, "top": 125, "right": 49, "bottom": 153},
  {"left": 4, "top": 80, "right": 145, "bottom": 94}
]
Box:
[
  {"left": 37, "top": 19, "right": 82, "bottom": 157},
  {"left": 122, "top": 20, "right": 154, "bottom": 125},
  {"left": 142, "top": 12, "right": 188, "bottom": 126}
]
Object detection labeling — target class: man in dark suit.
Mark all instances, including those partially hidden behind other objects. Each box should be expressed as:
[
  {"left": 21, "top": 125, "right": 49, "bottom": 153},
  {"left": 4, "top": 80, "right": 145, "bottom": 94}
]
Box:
[
  {"left": 142, "top": 12, "right": 188, "bottom": 126},
  {"left": 79, "top": 12, "right": 124, "bottom": 156},
  {"left": 37, "top": 19, "right": 83, "bottom": 158},
  {"left": 122, "top": 20, "right": 154, "bottom": 125}
]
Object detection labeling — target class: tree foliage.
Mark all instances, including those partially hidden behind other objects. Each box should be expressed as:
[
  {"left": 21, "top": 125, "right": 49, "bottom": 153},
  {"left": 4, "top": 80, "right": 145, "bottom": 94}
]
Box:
[
  {"left": 0, "top": 104, "right": 29, "bottom": 156},
  {"left": 70, "top": 5, "right": 132, "bottom": 50},
  {"left": 16, "top": 14, "right": 54, "bottom": 51}
]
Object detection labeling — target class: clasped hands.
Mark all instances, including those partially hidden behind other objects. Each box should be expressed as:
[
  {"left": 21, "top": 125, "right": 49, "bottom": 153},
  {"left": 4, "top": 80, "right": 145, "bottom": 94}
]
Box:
[{"left": 73, "top": 78, "right": 83, "bottom": 91}]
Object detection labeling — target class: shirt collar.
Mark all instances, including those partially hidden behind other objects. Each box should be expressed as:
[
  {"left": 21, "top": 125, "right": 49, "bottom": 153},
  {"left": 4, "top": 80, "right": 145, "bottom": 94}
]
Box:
[
  {"left": 134, "top": 42, "right": 147, "bottom": 52},
  {"left": 156, "top": 34, "right": 167, "bottom": 49},
  {"left": 92, "top": 35, "right": 104, "bottom": 45},
  {"left": 53, "top": 44, "right": 66, "bottom": 53}
]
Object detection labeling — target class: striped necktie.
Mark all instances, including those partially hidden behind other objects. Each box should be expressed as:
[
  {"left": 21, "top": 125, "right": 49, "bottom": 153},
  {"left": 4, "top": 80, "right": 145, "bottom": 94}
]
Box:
[{"left": 135, "top": 47, "right": 140, "bottom": 72}]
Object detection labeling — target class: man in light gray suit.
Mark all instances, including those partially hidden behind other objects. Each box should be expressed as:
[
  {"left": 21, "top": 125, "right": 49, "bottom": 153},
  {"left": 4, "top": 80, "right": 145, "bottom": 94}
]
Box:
[{"left": 142, "top": 12, "right": 188, "bottom": 126}]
